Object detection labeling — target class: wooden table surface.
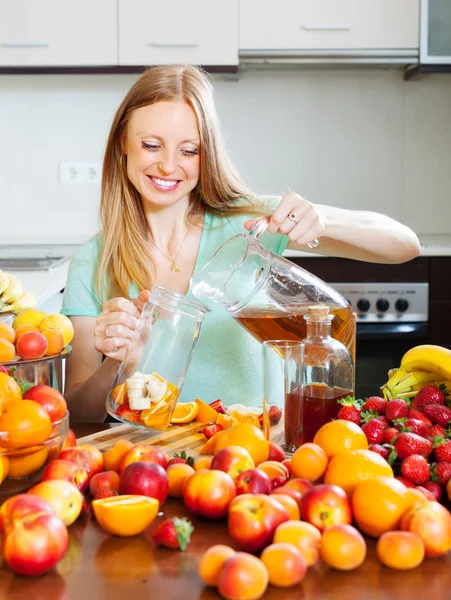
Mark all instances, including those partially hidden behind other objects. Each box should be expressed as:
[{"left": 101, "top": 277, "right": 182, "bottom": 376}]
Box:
[{"left": 1, "top": 423, "right": 451, "bottom": 600}]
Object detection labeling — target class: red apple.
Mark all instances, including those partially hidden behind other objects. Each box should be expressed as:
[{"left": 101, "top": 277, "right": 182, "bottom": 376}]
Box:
[
  {"left": 89, "top": 471, "right": 120, "bottom": 498},
  {"left": 183, "top": 469, "right": 236, "bottom": 520},
  {"left": 119, "top": 462, "right": 169, "bottom": 505},
  {"left": 211, "top": 446, "right": 255, "bottom": 480},
  {"left": 268, "top": 441, "right": 286, "bottom": 462},
  {"left": 40, "top": 459, "right": 89, "bottom": 493},
  {"left": 16, "top": 331, "right": 48, "bottom": 360},
  {"left": 119, "top": 444, "right": 168, "bottom": 473},
  {"left": 28, "top": 480, "right": 84, "bottom": 526},
  {"left": 228, "top": 494, "right": 290, "bottom": 552},
  {"left": 23, "top": 384, "right": 67, "bottom": 422},
  {"left": 3, "top": 511, "right": 68, "bottom": 576},
  {"left": 61, "top": 429, "right": 77, "bottom": 452},
  {"left": 235, "top": 469, "right": 272, "bottom": 496},
  {"left": 301, "top": 484, "right": 353, "bottom": 532},
  {"left": 59, "top": 445, "right": 103, "bottom": 480},
  {"left": 0, "top": 494, "right": 54, "bottom": 533}
]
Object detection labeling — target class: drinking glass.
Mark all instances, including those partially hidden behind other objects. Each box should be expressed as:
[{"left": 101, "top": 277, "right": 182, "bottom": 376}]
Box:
[{"left": 262, "top": 340, "right": 304, "bottom": 454}]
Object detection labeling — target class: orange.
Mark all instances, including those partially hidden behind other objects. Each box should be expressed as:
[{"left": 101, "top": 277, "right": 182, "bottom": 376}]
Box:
[
  {"left": 324, "top": 449, "right": 393, "bottom": 497},
  {"left": 352, "top": 476, "right": 410, "bottom": 538},
  {"left": 92, "top": 495, "right": 159, "bottom": 536},
  {"left": 260, "top": 542, "right": 307, "bottom": 588},
  {"left": 41, "top": 329, "right": 65, "bottom": 356},
  {"left": 377, "top": 531, "right": 425, "bottom": 570},
  {"left": 194, "top": 398, "right": 219, "bottom": 423},
  {"left": 103, "top": 439, "right": 134, "bottom": 472},
  {"left": 7, "top": 446, "right": 49, "bottom": 478},
  {"left": 0, "top": 400, "right": 52, "bottom": 448},
  {"left": 199, "top": 433, "right": 221, "bottom": 455},
  {"left": 0, "top": 372, "right": 22, "bottom": 406},
  {"left": 198, "top": 545, "right": 236, "bottom": 586},
  {"left": 290, "top": 443, "right": 328, "bottom": 481},
  {"left": 0, "top": 323, "right": 15, "bottom": 345},
  {"left": 216, "top": 413, "right": 239, "bottom": 430},
  {"left": 0, "top": 455, "right": 9, "bottom": 484},
  {"left": 320, "top": 524, "right": 367, "bottom": 571},
  {"left": 0, "top": 339, "right": 15, "bottom": 363},
  {"left": 167, "top": 463, "right": 196, "bottom": 498},
  {"left": 170, "top": 402, "right": 199, "bottom": 424},
  {"left": 214, "top": 423, "right": 269, "bottom": 466},
  {"left": 15, "top": 325, "right": 40, "bottom": 341},
  {"left": 111, "top": 384, "right": 128, "bottom": 406},
  {"left": 273, "top": 520, "right": 321, "bottom": 567},
  {"left": 313, "top": 419, "right": 368, "bottom": 459},
  {"left": 12, "top": 309, "right": 47, "bottom": 330}
]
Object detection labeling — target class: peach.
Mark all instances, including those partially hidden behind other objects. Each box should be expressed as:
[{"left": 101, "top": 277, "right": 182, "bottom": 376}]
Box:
[
  {"left": 301, "top": 484, "right": 353, "bottom": 532},
  {"left": 40, "top": 458, "right": 89, "bottom": 493},
  {"left": 217, "top": 552, "right": 268, "bottom": 600},
  {"left": 267, "top": 441, "right": 286, "bottom": 462},
  {"left": 0, "top": 494, "right": 54, "bottom": 533},
  {"left": 211, "top": 446, "right": 255, "bottom": 480},
  {"left": 198, "top": 544, "right": 236, "bottom": 586},
  {"left": 377, "top": 531, "right": 425, "bottom": 570},
  {"left": 103, "top": 439, "right": 134, "bottom": 472},
  {"left": 284, "top": 477, "right": 314, "bottom": 498},
  {"left": 119, "top": 444, "right": 168, "bottom": 473},
  {"left": 119, "top": 462, "right": 169, "bottom": 505},
  {"left": 193, "top": 455, "right": 213, "bottom": 471},
  {"left": 320, "top": 524, "right": 367, "bottom": 571},
  {"left": 23, "top": 385, "right": 67, "bottom": 422},
  {"left": 28, "top": 479, "right": 83, "bottom": 526},
  {"left": 271, "top": 485, "right": 303, "bottom": 509},
  {"left": 183, "top": 469, "right": 236, "bottom": 520},
  {"left": 274, "top": 520, "right": 322, "bottom": 567},
  {"left": 260, "top": 542, "right": 307, "bottom": 588},
  {"left": 59, "top": 445, "right": 103, "bottom": 480},
  {"left": 16, "top": 331, "right": 48, "bottom": 360},
  {"left": 257, "top": 461, "right": 290, "bottom": 489},
  {"left": 89, "top": 471, "right": 120, "bottom": 498},
  {"left": 235, "top": 468, "right": 272, "bottom": 496},
  {"left": 167, "top": 463, "right": 196, "bottom": 498},
  {"left": 268, "top": 493, "right": 300, "bottom": 520},
  {"left": 60, "top": 429, "right": 76, "bottom": 452},
  {"left": 401, "top": 500, "right": 451, "bottom": 557}
]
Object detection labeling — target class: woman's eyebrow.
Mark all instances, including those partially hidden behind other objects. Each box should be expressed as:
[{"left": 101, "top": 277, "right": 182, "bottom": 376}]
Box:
[{"left": 136, "top": 132, "right": 200, "bottom": 144}]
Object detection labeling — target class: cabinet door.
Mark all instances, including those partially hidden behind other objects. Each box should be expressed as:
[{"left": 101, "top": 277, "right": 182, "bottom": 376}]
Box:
[
  {"left": 421, "top": 0, "right": 451, "bottom": 63},
  {"left": 240, "top": 0, "right": 419, "bottom": 51},
  {"left": 119, "top": 0, "right": 238, "bottom": 65},
  {"left": 0, "top": 0, "right": 117, "bottom": 66}
]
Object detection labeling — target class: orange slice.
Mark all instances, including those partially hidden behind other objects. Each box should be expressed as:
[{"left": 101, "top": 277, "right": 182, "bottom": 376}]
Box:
[
  {"left": 92, "top": 495, "right": 159, "bottom": 536},
  {"left": 171, "top": 402, "right": 199, "bottom": 424},
  {"left": 199, "top": 431, "right": 223, "bottom": 455},
  {"left": 216, "top": 414, "right": 239, "bottom": 430},
  {"left": 194, "top": 398, "right": 219, "bottom": 423}
]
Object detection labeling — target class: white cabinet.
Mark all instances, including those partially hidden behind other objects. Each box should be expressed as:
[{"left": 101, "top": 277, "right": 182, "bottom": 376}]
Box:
[
  {"left": 118, "top": 0, "right": 238, "bottom": 65},
  {"left": 0, "top": 0, "right": 117, "bottom": 66},
  {"left": 420, "top": 0, "right": 451, "bottom": 63},
  {"left": 240, "top": 0, "right": 419, "bottom": 56}
]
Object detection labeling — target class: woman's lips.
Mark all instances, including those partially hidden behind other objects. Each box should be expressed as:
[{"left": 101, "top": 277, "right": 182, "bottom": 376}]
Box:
[{"left": 147, "top": 175, "right": 181, "bottom": 192}]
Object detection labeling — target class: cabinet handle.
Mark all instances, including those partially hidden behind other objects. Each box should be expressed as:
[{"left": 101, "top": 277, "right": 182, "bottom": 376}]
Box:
[
  {"left": 1, "top": 42, "right": 49, "bottom": 48},
  {"left": 300, "top": 25, "right": 351, "bottom": 31},
  {"left": 147, "top": 42, "right": 200, "bottom": 48}
]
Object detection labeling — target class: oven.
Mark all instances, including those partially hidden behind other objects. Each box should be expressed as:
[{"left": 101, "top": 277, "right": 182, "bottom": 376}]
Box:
[{"left": 332, "top": 283, "right": 429, "bottom": 400}]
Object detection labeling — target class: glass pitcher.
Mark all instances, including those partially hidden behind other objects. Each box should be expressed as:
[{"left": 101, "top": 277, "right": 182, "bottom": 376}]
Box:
[
  {"left": 106, "top": 286, "right": 210, "bottom": 432},
  {"left": 191, "top": 216, "right": 356, "bottom": 362}
]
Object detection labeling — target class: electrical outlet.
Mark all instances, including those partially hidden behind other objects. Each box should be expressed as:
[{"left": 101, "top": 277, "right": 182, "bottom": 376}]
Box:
[{"left": 59, "top": 161, "right": 101, "bottom": 184}]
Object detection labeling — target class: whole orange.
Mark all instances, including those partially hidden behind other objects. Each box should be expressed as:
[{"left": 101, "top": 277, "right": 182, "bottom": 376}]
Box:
[
  {"left": 0, "top": 323, "right": 15, "bottom": 345},
  {"left": 324, "top": 449, "right": 393, "bottom": 497},
  {"left": 7, "top": 446, "right": 49, "bottom": 478},
  {"left": 313, "top": 420, "right": 368, "bottom": 459},
  {"left": 352, "top": 476, "right": 410, "bottom": 538},
  {"left": 214, "top": 423, "right": 269, "bottom": 466},
  {"left": 320, "top": 524, "right": 367, "bottom": 571},
  {"left": 290, "top": 443, "right": 328, "bottom": 481},
  {"left": 260, "top": 542, "right": 307, "bottom": 588},
  {"left": 0, "top": 400, "right": 52, "bottom": 448},
  {"left": 377, "top": 531, "right": 425, "bottom": 570}
]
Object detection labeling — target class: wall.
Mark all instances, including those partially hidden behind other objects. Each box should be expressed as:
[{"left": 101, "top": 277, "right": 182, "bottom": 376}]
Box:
[{"left": 1, "top": 67, "right": 451, "bottom": 243}]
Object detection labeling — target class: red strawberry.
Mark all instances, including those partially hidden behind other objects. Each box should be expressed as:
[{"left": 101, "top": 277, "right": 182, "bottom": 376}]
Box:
[
  {"left": 422, "top": 481, "right": 443, "bottom": 501},
  {"left": 337, "top": 396, "right": 362, "bottom": 425},
  {"left": 202, "top": 423, "right": 223, "bottom": 439},
  {"left": 385, "top": 399, "right": 409, "bottom": 422},
  {"left": 258, "top": 405, "right": 282, "bottom": 427},
  {"left": 415, "top": 486, "right": 436, "bottom": 501},
  {"left": 394, "top": 432, "right": 433, "bottom": 459},
  {"left": 400, "top": 455, "right": 430, "bottom": 485},
  {"left": 375, "top": 416, "right": 389, "bottom": 429},
  {"left": 411, "top": 385, "right": 446, "bottom": 412},
  {"left": 432, "top": 461, "right": 451, "bottom": 486},
  {"left": 116, "top": 405, "right": 141, "bottom": 423},
  {"left": 408, "top": 409, "right": 432, "bottom": 425},
  {"left": 395, "top": 475, "right": 415, "bottom": 488},
  {"left": 433, "top": 437, "right": 451, "bottom": 462},
  {"left": 362, "top": 396, "right": 387, "bottom": 415},
  {"left": 0, "top": 365, "right": 11, "bottom": 376},
  {"left": 401, "top": 418, "right": 429, "bottom": 438},
  {"left": 425, "top": 424, "right": 447, "bottom": 441},
  {"left": 152, "top": 517, "right": 194, "bottom": 551},
  {"left": 423, "top": 404, "right": 451, "bottom": 427},
  {"left": 167, "top": 451, "right": 194, "bottom": 468},
  {"left": 368, "top": 444, "right": 389, "bottom": 460},
  {"left": 209, "top": 400, "right": 226, "bottom": 414},
  {"left": 382, "top": 427, "right": 399, "bottom": 444},
  {"left": 362, "top": 419, "right": 385, "bottom": 444}
]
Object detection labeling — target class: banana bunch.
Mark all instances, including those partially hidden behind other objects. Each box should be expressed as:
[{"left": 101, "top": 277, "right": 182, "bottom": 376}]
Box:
[
  {"left": 0, "top": 270, "right": 36, "bottom": 314},
  {"left": 382, "top": 344, "right": 451, "bottom": 400}
]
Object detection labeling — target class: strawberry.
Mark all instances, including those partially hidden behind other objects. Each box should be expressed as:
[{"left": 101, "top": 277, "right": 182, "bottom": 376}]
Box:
[
  {"left": 258, "top": 406, "right": 282, "bottom": 427},
  {"left": 362, "top": 396, "right": 387, "bottom": 415},
  {"left": 422, "top": 481, "right": 443, "bottom": 501},
  {"left": 432, "top": 461, "right": 451, "bottom": 486},
  {"left": 394, "top": 432, "right": 433, "bottom": 459},
  {"left": 411, "top": 385, "right": 447, "bottom": 412},
  {"left": 433, "top": 437, "right": 451, "bottom": 462},
  {"left": 395, "top": 418, "right": 429, "bottom": 438},
  {"left": 382, "top": 427, "right": 399, "bottom": 444},
  {"left": 395, "top": 475, "right": 415, "bottom": 488},
  {"left": 400, "top": 455, "right": 430, "bottom": 485},
  {"left": 0, "top": 365, "right": 11, "bottom": 376},
  {"left": 368, "top": 444, "right": 389, "bottom": 460},
  {"left": 116, "top": 405, "right": 141, "bottom": 423},
  {"left": 167, "top": 451, "right": 194, "bottom": 468},
  {"left": 423, "top": 404, "right": 451, "bottom": 427},
  {"left": 408, "top": 409, "right": 432, "bottom": 425},
  {"left": 152, "top": 517, "right": 194, "bottom": 551},
  {"left": 202, "top": 423, "right": 223, "bottom": 439},
  {"left": 362, "top": 419, "right": 385, "bottom": 444},
  {"left": 385, "top": 399, "right": 409, "bottom": 422},
  {"left": 209, "top": 400, "right": 226, "bottom": 414},
  {"left": 337, "top": 396, "right": 362, "bottom": 425},
  {"left": 425, "top": 424, "right": 446, "bottom": 441}
]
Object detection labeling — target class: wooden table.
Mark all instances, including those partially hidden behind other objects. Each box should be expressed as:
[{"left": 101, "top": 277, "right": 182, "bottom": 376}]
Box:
[{"left": 1, "top": 423, "right": 451, "bottom": 600}]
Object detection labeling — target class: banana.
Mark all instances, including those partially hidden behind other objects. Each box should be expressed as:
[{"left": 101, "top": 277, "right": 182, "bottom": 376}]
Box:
[
  {"left": 0, "top": 270, "right": 9, "bottom": 295},
  {"left": 400, "top": 345, "right": 451, "bottom": 382},
  {"left": 392, "top": 370, "right": 442, "bottom": 395},
  {"left": 0, "top": 290, "right": 36, "bottom": 314},
  {"left": 0, "top": 273, "right": 23, "bottom": 304}
]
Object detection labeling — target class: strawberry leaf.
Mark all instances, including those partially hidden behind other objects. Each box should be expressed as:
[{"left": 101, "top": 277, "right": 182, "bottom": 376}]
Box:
[{"left": 173, "top": 517, "right": 194, "bottom": 551}]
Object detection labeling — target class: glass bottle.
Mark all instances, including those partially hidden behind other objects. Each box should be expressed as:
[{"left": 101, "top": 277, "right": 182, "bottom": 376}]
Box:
[{"left": 300, "top": 305, "right": 354, "bottom": 443}]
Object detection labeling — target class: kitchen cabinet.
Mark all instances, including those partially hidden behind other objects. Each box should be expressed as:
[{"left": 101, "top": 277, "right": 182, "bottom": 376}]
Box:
[
  {"left": 0, "top": 0, "right": 117, "bottom": 66},
  {"left": 118, "top": 0, "right": 238, "bottom": 66},
  {"left": 420, "top": 0, "right": 451, "bottom": 63},
  {"left": 239, "top": 0, "right": 419, "bottom": 60}
]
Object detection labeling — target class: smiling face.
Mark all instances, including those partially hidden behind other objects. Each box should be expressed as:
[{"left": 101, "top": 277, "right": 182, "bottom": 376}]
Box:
[{"left": 124, "top": 100, "right": 201, "bottom": 210}]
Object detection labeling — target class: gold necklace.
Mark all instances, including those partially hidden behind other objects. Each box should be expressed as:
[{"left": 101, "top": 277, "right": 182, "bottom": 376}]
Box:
[{"left": 148, "top": 228, "right": 189, "bottom": 273}]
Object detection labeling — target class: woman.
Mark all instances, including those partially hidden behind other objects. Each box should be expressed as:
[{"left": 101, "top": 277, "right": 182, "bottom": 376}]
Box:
[{"left": 61, "top": 65, "right": 420, "bottom": 422}]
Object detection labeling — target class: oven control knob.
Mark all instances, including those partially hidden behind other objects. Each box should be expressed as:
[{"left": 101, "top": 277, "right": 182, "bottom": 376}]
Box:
[
  {"left": 376, "top": 298, "right": 390, "bottom": 312},
  {"left": 357, "top": 298, "right": 370, "bottom": 312},
  {"left": 395, "top": 298, "right": 409, "bottom": 313}
]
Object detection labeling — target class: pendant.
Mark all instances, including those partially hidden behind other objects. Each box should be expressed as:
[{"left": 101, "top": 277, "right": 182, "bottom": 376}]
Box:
[{"left": 170, "top": 260, "right": 180, "bottom": 273}]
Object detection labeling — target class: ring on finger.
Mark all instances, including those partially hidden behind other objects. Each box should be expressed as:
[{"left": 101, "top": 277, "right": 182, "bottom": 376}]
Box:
[
  {"left": 288, "top": 212, "right": 300, "bottom": 224},
  {"left": 105, "top": 325, "right": 112, "bottom": 339}
]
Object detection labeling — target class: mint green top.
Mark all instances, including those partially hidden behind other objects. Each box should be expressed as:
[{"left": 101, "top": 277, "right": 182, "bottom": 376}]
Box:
[{"left": 61, "top": 200, "right": 289, "bottom": 407}]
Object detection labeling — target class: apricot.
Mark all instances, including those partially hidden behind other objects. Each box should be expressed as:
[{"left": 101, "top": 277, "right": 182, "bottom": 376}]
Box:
[
  {"left": 194, "top": 455, "right": 213, "bottom": 471},
  {"left": 290, "top": 442, "right": 328, "bottom": 481},
  {"left": 257, "top": 461, "right": 289, "bottom": 488},
  {"left": 7, "top": 447, "right": 49, "bottom": 478},
  {"left": 0, "top": 339, "right": 15, "bottom": 363},
  {"left": 320, "top": 524, "right": 367, "bottom": 571},
  {"left": 401, "top": 501, "right": 451, "bottom": 557},
  {"left": 167, "top": 463, "right": 195, "bottom": 498},
  {"left": 217, "top": 552, "right": 268, "bottom": 600},
  {"left": 0, "top": 323, "right": 15, "bottom": 345},
  {"left": 41, "top": 329, "right": 64, "bottom": 356},
  {"left": 271, "top": 485, "right": 303, "bottom": 509},
  {"left": 260, "top": 542, "right": 307, "bottom": 588},
  {"left": 377, "top": 531, "right": 425, "bottom": 570},
  {"left": 103, "top": 440, "right": 134, "bottom": 473},
  {"left": 198, "top": 544, "right": 236, "bottom": 586},
  {"left": 14, "top": 325, "right": 40, "bottom": 341},
  {"left": 269, "top": 493, "right": 300, "bottom": 520},
  {"left": 273, "top": 520, "right": 322, "bottom": 567}
]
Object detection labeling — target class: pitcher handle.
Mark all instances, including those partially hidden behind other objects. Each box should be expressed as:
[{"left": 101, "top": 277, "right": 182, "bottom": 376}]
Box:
[{"left": 249, "top": 215, "right": 319, "bottom": 249}]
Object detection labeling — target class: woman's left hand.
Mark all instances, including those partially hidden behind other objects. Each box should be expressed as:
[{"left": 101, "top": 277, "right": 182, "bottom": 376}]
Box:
[{"left": 244, "top": 192, "right": 325, "bottom": 247}]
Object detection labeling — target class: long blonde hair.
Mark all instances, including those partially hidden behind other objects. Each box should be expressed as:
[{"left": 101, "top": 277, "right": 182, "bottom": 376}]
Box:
[{"left": 97, "top": 65, "right": 260, "bottom": 300}]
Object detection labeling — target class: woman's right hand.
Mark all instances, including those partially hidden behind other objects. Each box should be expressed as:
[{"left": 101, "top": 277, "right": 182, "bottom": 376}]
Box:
[{"left": 94, "top": 290, "right": 151, "bottom": 361}]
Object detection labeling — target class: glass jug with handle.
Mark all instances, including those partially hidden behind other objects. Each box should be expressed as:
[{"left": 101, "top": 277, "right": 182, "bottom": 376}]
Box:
[{"left": 190, "top": 216, "right": 356, "bottom": 363}]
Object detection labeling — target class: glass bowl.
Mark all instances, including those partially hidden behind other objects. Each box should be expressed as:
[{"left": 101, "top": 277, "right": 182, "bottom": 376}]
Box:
[{"left": 0, "top": 411, "right": 69, "bottom": 498}]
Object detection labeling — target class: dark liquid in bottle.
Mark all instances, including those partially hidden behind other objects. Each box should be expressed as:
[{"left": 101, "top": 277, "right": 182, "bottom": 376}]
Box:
[{"left": 284, "top": 383, "right": 354, "bottom": 451}]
